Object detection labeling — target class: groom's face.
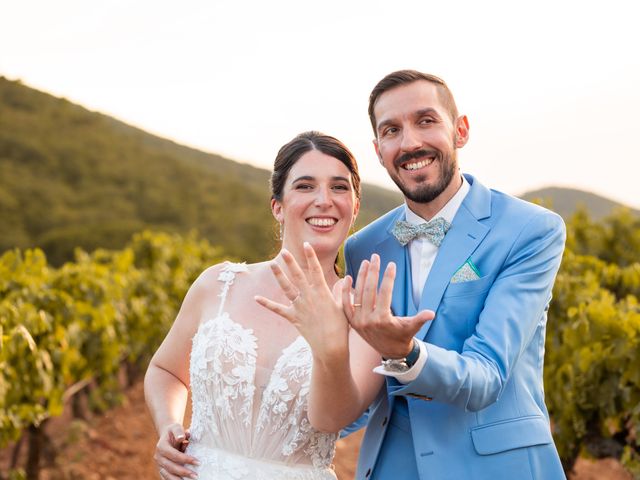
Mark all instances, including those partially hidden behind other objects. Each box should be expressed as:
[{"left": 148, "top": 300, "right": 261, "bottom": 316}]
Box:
[{"left": 373, "top": 80, "right": 468, "bottom": 205}]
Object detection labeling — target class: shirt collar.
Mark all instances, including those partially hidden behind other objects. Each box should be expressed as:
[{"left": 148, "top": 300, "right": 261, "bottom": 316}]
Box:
[{"left": 404, "top": 174, "right": 470, "bottom": 225}]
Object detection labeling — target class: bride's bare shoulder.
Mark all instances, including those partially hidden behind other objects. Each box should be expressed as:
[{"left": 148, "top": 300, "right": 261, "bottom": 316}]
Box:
[{"left": 191, "top": 260, "right": 271, "bottom": 291}]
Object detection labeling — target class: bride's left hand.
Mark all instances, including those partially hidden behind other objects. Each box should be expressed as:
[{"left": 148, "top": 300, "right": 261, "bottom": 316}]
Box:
[{"left": 255, "top": 242, "right": 349, "bottom": 358}]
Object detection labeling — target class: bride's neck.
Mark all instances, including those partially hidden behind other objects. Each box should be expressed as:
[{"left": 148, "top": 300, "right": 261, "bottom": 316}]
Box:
[{"left": 276, "top": 246, "right": 340, "bottom": 286}]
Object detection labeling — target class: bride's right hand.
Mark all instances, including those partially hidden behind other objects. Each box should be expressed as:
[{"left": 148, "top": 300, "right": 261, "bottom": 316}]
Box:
[
  {"left": 255, "top": 243, "right": 350, "bottom": 359},
  {"left": 154, "top": 423, "right": 199, "bottom": 479}
]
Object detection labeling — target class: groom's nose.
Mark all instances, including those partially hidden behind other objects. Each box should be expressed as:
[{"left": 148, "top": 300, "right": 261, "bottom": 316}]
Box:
[{"left": 400, "top": 126, "right": 422, "bottom": 152}]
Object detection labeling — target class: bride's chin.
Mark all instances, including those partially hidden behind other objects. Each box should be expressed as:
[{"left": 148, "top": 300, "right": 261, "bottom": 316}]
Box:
[{"left": 305, "top": 240, "right": 341, "bottom": 257}]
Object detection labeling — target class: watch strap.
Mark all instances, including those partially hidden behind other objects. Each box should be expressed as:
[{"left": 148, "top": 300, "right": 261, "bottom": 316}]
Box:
[
  {"left": 382, "top": 338, "right": 420, "bottom": 369},
  {"left": 404, "top": 338, "right": 421, "bottom": 368}
]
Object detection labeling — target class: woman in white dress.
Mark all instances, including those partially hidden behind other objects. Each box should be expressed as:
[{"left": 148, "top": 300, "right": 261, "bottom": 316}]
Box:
[{"left": 144, "top": 131, "right": 384, "bottom": 479}]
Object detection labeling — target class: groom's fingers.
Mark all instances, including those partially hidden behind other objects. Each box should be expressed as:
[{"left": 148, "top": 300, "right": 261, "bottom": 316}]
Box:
[
  {"left": 352, "top": 260, "right": 369, "bottom": 308},
  {"left": 376, "top": 261, "right": 396, "bottom": 313},
  {"left": 361, "top": 254, "right": 380, "bottom": 312},
  {"left": 399, "top": 310, "right": 436, "bottom": 336},
  {"left": 351, "top": 260, "right": 371, "bottom": 328},
  {"left": 331, "top": 277, "right": 345, "bottom": 302},
  {"left": 342, "top": 275, "right": 355, "bottom": 321},
  {"left": 269, "top": 261, "right": 299, "bottom": 301}
]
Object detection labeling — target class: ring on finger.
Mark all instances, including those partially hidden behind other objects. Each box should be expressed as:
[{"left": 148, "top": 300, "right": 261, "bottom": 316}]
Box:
[
  {"left": 353, "top": 303, "right": 362, "bottom": 307},
  {"left": 159, "top": 467, "right": 166, "bottom": 478}
]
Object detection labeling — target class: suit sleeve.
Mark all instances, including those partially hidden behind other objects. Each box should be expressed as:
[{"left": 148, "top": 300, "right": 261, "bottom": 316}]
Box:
[
  {"left": 390, "top": 211, "right": 566, "bottom": 411},
  {"left": 344, "top": 236, "right": 358, "bottom": 279}
]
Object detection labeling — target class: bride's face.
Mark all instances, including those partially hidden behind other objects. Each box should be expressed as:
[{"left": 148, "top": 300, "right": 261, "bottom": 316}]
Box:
[{"left": 272, "top": 150, "right": 359, "bottom": 257}]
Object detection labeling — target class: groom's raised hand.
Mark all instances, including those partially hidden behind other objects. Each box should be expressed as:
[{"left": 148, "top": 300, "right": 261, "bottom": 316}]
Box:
[{"left": 342, "top": 254, "right": 435, "bottom": 359}]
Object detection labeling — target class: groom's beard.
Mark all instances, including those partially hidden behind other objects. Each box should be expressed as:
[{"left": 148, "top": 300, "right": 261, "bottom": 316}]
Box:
[{"left": 390, "top": 148, "right": 457, "bottom": 204}]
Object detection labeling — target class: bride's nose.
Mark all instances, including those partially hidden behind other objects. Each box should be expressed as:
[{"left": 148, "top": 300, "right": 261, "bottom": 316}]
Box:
[{"left": 314, "top": 186, "right": 332, "bottom": 208}]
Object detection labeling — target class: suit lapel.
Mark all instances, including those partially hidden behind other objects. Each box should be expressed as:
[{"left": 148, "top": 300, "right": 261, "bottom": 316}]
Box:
[{"left": 416, "top": 175, "right": 491, "bottom": 339}]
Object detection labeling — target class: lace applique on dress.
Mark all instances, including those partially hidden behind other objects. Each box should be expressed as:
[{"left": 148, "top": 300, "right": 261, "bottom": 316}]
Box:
[
  {"left": 255, "top": 336, "right": 335, "bottom": 468},
  {"left": 186, "top": 262, "right": 338, "bottom": 480},
  {"left": 189, "top": 264, "right": 256, "bottom": 441}
]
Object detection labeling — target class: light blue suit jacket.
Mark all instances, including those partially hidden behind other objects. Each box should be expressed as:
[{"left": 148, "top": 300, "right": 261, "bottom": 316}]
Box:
[{"left": 344, "top": 174, "right": 566, "bottom": 480}]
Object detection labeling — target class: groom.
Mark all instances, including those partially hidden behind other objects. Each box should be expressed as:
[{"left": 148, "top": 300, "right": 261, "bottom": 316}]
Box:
[{"left": 343, "top": 70, "right": 567, "bottom": 479}]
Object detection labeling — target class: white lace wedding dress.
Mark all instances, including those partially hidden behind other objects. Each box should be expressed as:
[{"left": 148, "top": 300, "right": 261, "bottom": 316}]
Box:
[{"left": 184, "top": 263, "right": 338, "bottom": 479}]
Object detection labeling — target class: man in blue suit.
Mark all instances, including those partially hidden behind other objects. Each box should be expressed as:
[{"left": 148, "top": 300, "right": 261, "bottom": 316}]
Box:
[{"left": 342, "top": 70, "right": 566, "bottom": 479}]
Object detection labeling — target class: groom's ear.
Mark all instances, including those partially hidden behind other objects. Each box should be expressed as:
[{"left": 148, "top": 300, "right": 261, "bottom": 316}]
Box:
[
  {"left": 271, "top": 198, "right": 283, "bottom": 222},
  {"left": 454, "top": 115, "right": 470, "bottom": 148}
]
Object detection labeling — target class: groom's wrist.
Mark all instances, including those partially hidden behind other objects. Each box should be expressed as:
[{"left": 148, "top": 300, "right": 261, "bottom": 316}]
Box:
[
  {"left": 374, "top": 339, "right": 427, "bottom": 383},
  {"left": 381, "top": 339, "right": 416, "bottom": 361},
  {"left": 381, "top": 338, "right": 421, "bottom": 372}
]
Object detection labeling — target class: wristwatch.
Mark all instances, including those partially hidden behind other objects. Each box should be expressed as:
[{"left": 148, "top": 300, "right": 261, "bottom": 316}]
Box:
[{"left": 381, "top": 338, "right": 421, "bottom": 373}]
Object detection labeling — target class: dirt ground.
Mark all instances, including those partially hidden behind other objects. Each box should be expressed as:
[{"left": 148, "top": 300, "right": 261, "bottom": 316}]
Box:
[{"left": 1, "top": 382, "right": 632, "bottom": 479}]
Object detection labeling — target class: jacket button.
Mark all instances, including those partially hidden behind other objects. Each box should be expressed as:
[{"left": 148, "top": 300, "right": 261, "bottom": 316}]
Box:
[
  {"left": 382, "top": 416, "right": 388, "bottom": 427},
  {"left": 365, "top": 468, "right": 372, "bottom": 477}
]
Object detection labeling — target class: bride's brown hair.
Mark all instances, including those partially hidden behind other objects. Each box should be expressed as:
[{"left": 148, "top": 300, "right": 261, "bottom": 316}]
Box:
[{"left": 270, "top": 131, "right": 361, "bottom": 202}]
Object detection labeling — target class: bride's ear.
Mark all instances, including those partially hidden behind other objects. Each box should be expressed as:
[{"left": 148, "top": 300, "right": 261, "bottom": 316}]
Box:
[
  {"left": 271, "top": 198, "right": 283, "bottom": 223},
  {"left": 352, "top": 198, "right": 361, "bottom": 226}
]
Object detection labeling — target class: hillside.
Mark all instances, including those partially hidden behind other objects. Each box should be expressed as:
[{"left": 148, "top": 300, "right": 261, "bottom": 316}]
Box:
[
  {"left": 2, "top": 77, "right": 635, "bottom": 265},
  {"left": 521, "top": 186, "right": 639, "bottom": 220},
  {"left": 0, "top": 77, "right": 401, "bottom": 264}
]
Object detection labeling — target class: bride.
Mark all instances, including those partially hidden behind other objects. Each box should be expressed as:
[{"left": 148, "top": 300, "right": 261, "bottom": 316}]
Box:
[{"left": 144, "top": 131, "right": 384, "bottom": 479}]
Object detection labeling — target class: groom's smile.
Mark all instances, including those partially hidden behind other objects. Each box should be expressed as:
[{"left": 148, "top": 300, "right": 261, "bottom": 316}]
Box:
[
  {"left": 395, "top": 149, "right": 438, "bottom": 172},
  {"left": 372, "top": 80, "right": 469, "bottom": 217}
]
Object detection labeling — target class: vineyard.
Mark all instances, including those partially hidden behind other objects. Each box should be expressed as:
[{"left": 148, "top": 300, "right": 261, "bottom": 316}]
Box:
[
  {"left": 1, "top": 208, "right": 639, "bottom": 479},
  {"left": 544, "top": 208, "right": 640, "bottom": 476},
  {"left": 0, "top": 231, "right": 225, "bottom": 478}
]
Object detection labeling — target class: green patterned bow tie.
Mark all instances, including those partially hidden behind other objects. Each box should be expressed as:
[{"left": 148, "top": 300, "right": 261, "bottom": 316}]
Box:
[{"left": 391, "top": 217, "right": 451, "bottom": 247}]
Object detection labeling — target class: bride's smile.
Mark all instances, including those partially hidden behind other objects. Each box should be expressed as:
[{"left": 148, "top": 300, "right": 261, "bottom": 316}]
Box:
[{"left": 271, "top": 149, "right": 360, "bottom": 263}]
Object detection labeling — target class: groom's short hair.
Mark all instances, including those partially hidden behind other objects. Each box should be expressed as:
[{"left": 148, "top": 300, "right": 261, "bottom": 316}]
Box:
[{"left": 368, "top": 70, "right": 459, "bottom": 136}]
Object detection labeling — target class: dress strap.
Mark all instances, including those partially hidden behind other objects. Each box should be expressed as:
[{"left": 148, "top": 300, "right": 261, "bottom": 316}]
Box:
[{"left": 216, "top": 262, "right": 248, "bottom": 316}]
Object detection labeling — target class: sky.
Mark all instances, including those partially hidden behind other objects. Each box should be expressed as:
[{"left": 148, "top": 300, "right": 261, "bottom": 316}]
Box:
[{"left": 2, "top": 0, "right": 639, "bottom": 208}]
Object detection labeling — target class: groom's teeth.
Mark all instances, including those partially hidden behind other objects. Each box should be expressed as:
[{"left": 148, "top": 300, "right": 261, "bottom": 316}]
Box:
[
  {"left": 308, "top": 218, "right": 337, "bottom": 227},
  {"left": 404, "top": 158, "right": 433, "bottom": 170}
]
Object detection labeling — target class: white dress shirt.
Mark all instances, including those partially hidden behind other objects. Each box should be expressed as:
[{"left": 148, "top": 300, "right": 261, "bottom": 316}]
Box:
[{"left": 376, "top": 174, "right": 470, "bottom": 383}]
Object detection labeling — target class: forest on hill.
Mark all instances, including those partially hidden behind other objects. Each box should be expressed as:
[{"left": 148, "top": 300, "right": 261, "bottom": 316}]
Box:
[
  {"left": 2, "top": 77, "right": 636, "bottom": 266},
  {"left": 522, "top": 187, "right": 639, "bottom": 220},
  {"left": 0, "top": 77, "right": 401, "bottom": 265},
  {"left": 2, "top": 77, "right": 636, "bottom": 267}
]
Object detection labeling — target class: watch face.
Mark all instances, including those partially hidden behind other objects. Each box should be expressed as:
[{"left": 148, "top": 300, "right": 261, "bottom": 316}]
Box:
[{"left": 382, "top": 359, "right": 410, "bottom": 373}]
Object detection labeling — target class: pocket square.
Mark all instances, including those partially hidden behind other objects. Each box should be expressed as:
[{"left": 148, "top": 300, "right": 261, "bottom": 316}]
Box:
[{"left": 451, "top": 259, "right": 481, "bottom": 283}]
